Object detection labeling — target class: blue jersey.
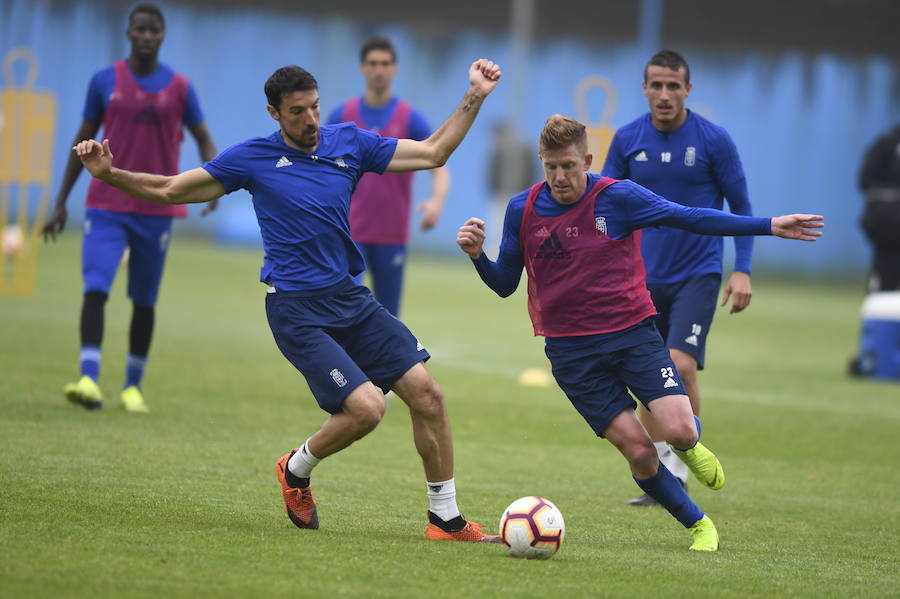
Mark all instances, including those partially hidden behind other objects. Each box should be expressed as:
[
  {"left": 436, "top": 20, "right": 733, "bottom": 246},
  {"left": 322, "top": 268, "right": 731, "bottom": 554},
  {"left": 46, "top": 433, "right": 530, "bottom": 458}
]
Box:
[
  {"left": 602, "top": 110, "right": 753, "bottom": 284},
  {"left": 203, "top": 124, "right": 398, "bottom": 290},
  {"left": 326, "top": 97, "right": 432, "bottom": 140},
  {"left": 475, "top": 173, "right": 769, "bottom": 302},
  {"left": 83, "top": 62, "right": 203, "bottom": 127}
]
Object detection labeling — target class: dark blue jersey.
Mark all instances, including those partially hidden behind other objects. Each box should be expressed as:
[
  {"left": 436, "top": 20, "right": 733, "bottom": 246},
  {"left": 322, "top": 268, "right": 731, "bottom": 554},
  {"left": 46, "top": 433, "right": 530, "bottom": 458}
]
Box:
[
  {"left": 602, "top": 110, "right": 753, "bottom": 283},
  {"left": 474, "top": 173, "right": 769, "bottom": 300},
  {"left": 82, "top": 62, "right": 203, "bottom": 127},
  {"left": 203, "top": 124, "right": 397, "bottom": 290}
]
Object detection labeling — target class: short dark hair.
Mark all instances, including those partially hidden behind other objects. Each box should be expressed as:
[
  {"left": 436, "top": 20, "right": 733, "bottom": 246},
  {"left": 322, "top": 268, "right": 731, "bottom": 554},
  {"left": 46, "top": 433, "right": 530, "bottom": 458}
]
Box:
[
  {"left": 644, "top": 49, "right": 690, "bottom": 84},
  {"left": 128, "top": 2, "right": 165, "bottom": 29},
  {"left": 359, "top": 36, "right": 396, "bottom": 64},
  {"left": 264, "top": 65, "right": 318, "bottom": 109}
]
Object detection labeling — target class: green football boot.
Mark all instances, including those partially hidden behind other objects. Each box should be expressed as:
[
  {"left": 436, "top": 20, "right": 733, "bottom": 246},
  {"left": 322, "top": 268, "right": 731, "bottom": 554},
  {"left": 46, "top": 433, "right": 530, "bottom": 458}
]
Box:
[
  {"left": 64, "top": 376, "right": 103, "bottom": 410},
  {"left": 121, "top": 386, "right": 150, "bottom": 413},
  {"left": 689, "top": 515, "right": 719, "bottom": 551},
  {"left": 673, "top": 441, "right": 725, "bottom": 490}
]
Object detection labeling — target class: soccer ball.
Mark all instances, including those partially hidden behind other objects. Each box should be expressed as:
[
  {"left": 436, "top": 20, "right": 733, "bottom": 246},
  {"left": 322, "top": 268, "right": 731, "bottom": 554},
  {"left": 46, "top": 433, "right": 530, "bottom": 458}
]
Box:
[
  {"left": 498, "top": 496, "right": 565, "bottom": 559},
  {"left": 2, "top": 224, "right": 23, "bottom": 258}
]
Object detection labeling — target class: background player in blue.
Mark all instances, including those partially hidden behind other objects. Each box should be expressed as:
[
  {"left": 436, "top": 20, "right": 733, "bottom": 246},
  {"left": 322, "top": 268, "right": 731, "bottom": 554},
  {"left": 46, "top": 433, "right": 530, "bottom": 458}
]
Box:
[
  {"left": 456, "top": 114, "right": 823, "bottom": 550},
  {"left": 602, "top": 50, "right": 755, "bottom": 506},
  {"left": 72, "top": 59, "right": 504, "bottom": 542},
  {"left": 42, "top": 2, "right": 217, "bottom": 414},
  {"left": 326, "top": 36, "right": 450, "bottom": 316}
]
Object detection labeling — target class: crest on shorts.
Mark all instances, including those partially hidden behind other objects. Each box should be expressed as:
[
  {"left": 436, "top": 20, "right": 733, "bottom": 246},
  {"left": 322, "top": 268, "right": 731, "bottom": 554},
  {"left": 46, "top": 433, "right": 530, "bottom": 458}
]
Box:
[{"left": 330, "top": 368, "right": 347, "bottom": 387}]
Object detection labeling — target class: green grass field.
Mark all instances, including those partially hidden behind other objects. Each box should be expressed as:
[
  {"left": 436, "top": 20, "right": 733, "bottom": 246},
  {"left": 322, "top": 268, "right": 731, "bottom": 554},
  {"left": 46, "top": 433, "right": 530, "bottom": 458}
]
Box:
[{"left": 2, "top": 234, "right": 898, "bottom": 598}]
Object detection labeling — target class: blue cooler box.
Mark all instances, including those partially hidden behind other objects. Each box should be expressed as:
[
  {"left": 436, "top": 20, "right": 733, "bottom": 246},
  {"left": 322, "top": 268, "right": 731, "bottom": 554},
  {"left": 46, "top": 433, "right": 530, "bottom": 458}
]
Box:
[{"left": 859, "top": 292, "right": 900, "bottom": 380}]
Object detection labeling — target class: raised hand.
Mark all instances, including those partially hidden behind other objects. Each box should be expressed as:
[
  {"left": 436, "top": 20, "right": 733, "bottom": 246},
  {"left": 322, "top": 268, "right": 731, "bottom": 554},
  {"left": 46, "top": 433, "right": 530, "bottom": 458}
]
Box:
[
  {"left": 456, "top": 217, "right": 487, "bottom": 259},
  {"left": 73, "top": 139, "right": 114, "bottom": 179},
  {"left": 771, "top": 214, "right": 824, "bottom": 241},
  {"left": 468, "top": 59, "right": 501, "bottom": 97}
]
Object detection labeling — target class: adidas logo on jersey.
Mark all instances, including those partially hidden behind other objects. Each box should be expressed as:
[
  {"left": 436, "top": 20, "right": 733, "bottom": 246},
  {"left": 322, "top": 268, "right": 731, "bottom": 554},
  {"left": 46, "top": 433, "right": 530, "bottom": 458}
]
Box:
[
  {"left": 634, "top": 150, "right": 648, "bottom": 162},
  {"left": 663, "top": 377, "right": 678, "bottom": 388},
  {"left": 535, "top": 232, "right": 571, "bottom": 260},
  {"left": 275, "top": 156, "right": 293, "bottom": 168}
]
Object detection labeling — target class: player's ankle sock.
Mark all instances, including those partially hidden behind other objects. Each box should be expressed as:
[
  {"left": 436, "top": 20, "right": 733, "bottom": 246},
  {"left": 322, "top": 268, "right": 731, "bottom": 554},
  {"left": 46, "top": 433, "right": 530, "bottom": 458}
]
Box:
[
  {"left": 124, "top": 354, "right": 147, "bottom": 388},
  {"left": 634, "top": 462, "right": 704, "bottom": 528},
  {"left": 79, "top": 345, "right": 101, "bottom": 381},
  {"left": 671, "top": 415, "right": 703, "bottom": 451},
  {"left": 655, "top": 441, "right": 689, "bottom": 485},
  {"left": 428, "top": 510, "right": 467, "bottom": 532},
  {"left": 287, "top": 440, "right": 320, "bottom": 486},
  {"left": 426, "top": 478, "right": 461, "bottom": 523}
]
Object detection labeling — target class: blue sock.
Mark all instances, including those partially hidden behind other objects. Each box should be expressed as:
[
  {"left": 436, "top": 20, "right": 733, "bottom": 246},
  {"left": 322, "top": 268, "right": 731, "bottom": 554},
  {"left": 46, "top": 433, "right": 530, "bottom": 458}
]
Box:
[
  {"left": 125, "top": 354, "right": 147, "bottom": 389},
  {"left": 634, "top": 462, "right": 704, "bottom": 528},
  {"left": 79, "top": 346, "right": 101, "bottom": 381}
]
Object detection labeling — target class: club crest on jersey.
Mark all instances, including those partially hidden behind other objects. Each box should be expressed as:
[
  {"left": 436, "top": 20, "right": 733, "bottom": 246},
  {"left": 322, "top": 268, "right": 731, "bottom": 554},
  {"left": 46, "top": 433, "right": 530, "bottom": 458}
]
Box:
[
  {"left": 330, "top": 368, "right": 347, "bottom": 387},
  {"left": 684, "top": 146, "right": 696, "bottom": 167},
  {"left": 595, "top": 216, "right": 607, "bottom": 235}
]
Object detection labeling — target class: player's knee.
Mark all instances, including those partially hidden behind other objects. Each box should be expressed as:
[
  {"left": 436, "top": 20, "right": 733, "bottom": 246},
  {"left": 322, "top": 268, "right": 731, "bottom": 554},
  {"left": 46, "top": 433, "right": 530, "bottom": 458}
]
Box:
[
  {"left": 627, "top": 441, "right": 659, "bottom": 477},
  {"left": 667, "top": 420, "right": 699, "bottom": 449},
  {"left": 409, "top": 379, "right": 445, "bottom": 420},
  {"left": 349, "top": 394, "right": 386, "bottom": 433}
]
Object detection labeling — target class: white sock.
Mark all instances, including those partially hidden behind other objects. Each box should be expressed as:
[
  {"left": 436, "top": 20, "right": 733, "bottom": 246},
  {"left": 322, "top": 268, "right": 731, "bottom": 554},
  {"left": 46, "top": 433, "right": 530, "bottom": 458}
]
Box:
[
  {"left": 656, "top": 441, "right": 689, "bottom": 484},
  {"left": 426, "top": 478, "right": 460, "bottom": 521},
  {"left": 287, "top": 439, "right": 321, "bottom": 478}
]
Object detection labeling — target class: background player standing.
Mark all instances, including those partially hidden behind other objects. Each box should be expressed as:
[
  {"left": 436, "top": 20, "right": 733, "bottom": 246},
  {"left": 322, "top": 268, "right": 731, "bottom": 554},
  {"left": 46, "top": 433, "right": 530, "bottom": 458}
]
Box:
[
  {"left": 73, "top": 58, "right": 503, "bottom": 541},
  {"left": 42, "top": 2, "right": 217, "bottom": 413},
  {"left": 327, "top": 36, "right": 450, "bottom": 316},
  {"left": 602, "top": 50, "right": 754, "bottom": 505},
  {"left": 457, "top": 114, "right": 822, "bottom": 551}
]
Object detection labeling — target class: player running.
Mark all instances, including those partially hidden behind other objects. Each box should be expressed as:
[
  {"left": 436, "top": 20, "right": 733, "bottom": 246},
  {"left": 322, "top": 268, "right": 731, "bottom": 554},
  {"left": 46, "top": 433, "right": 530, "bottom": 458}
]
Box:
[
  {"left": 73, "top": 59, "right": 502, "bottom": 542},
  {"left": 456, "top": 114, "right": 823, "bottom": 551}
]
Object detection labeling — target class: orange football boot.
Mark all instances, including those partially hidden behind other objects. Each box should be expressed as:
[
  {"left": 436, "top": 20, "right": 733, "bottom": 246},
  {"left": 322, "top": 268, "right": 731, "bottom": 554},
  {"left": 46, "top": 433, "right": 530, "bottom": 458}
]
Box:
[
  {"left": 275, "top": 451, "right": 319, "bottom": 530},
  {"left": 425, "top": 511, "right": 501, "bottom": 543}
]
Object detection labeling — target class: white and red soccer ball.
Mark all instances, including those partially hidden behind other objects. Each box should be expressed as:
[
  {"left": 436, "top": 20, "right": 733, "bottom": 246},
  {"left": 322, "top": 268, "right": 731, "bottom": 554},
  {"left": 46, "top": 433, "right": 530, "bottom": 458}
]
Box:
[{"left": 498, "top": 496, "right": 565, "bottom": 559}]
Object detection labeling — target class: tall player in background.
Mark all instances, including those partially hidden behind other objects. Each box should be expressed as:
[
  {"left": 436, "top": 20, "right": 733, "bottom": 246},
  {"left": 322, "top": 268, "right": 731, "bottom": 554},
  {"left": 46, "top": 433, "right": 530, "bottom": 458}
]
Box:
[
  {"left": 42, "top": 3, "right": 217, "bottom": 413},
  {"left": 327, "top": 37, "right": 450, "bottom": 316},
  {"left": 602, "top": 50, "right": 754, "bottom": 506}
]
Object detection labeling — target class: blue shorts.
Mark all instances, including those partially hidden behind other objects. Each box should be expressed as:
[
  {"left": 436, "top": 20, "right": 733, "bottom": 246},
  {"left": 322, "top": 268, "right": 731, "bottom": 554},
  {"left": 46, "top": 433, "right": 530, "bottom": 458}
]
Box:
[
  {"left": 353, "top": 242, "right": 407, "bottom": 317},
  {"left": 647, "top": 273, "right": 722, "bottom": 370},
  {"left": 82, "top": 208, "right": 173, "bottom": 306},
  {"left": 265, "top": 278, "right": 430, "bottom": 414},
  {"left": 544, "top": 319, "right": 686, "bottom": 437}
]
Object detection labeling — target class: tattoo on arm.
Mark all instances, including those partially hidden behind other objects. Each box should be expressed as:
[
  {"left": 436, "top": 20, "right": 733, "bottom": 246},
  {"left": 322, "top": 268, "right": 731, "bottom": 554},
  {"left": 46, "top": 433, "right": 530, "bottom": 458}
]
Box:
[{"left": 462, "top": 93, "right": 483, "bottom": 113}]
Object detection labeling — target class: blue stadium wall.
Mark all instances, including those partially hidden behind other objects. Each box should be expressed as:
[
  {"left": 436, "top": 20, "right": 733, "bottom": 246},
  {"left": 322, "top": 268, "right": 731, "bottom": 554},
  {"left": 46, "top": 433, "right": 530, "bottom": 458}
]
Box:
[{"left": 3, "top": 0, "right": 898, "bottom": 273}]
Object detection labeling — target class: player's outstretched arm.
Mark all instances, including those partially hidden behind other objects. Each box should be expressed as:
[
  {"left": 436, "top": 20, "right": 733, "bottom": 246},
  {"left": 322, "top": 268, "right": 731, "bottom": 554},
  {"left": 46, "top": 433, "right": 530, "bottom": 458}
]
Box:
[
  {"left": 74, "top": 139, "right": 226, "bottom": 205},
  {"left": 387, "top": 59, "right": 501, "bottom": 172},
  {"left": 456, "top": 217, "right": 486, "bottom": 259},
  {"left": 771, "top": 214, "right": 824, "bottom": 241}
]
